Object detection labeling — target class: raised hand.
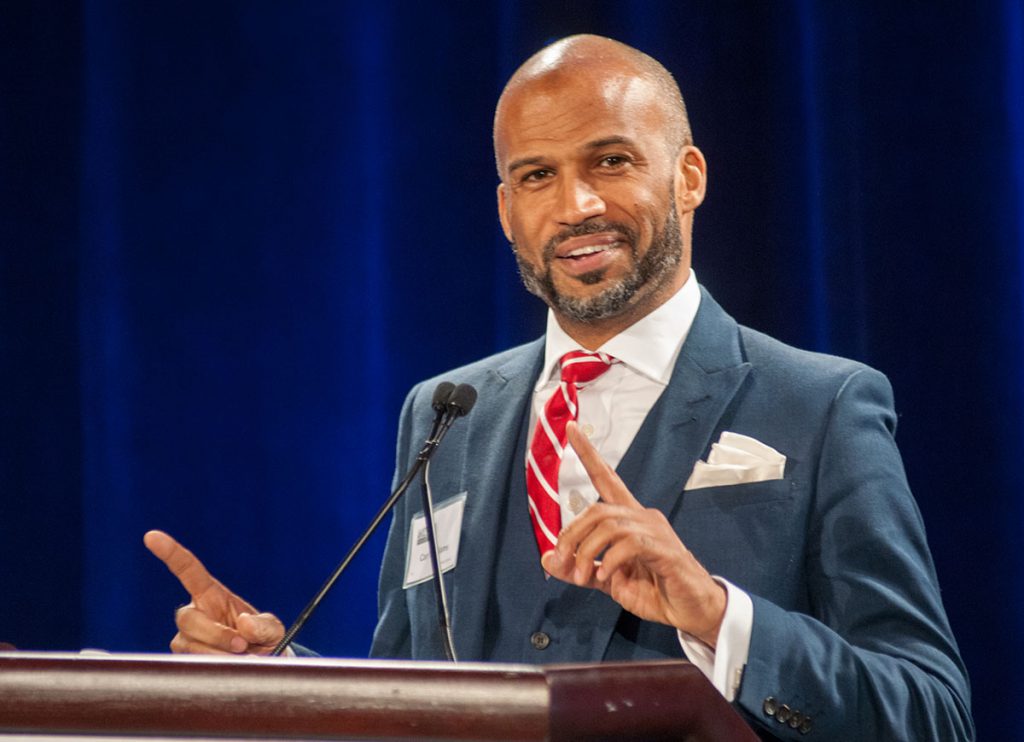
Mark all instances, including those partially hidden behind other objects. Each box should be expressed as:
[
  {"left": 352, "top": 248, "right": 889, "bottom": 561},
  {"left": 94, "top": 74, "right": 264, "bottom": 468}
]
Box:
[
  {"left": 540, "top": 422, "right": 727, "bottom": 647},
  {"left": 144, "top": 530, "right": 284, "bottom": 654}
]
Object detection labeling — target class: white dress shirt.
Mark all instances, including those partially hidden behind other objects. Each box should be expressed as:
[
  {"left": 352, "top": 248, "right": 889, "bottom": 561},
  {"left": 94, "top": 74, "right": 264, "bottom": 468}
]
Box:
[{"left": 528, "top": 270, "right": 752, "bottom": 701}]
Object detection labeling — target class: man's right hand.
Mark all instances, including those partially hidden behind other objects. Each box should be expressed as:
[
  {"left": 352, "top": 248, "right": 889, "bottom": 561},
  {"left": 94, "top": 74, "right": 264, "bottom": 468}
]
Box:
[{"left": 143, "top": 530, "right": 285, "bottom": 654}]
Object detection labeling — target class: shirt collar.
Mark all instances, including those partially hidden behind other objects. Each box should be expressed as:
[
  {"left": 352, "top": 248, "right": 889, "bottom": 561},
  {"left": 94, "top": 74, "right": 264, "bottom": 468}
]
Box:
[{"left": 537, "top": 269, "right": 702, "bottom": 390}]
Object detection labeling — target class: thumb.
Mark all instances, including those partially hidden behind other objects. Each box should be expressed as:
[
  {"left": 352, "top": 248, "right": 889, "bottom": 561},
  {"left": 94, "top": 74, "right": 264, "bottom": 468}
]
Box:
[{"left": 541, "top": 549, "right": 570, "bottom": 579}]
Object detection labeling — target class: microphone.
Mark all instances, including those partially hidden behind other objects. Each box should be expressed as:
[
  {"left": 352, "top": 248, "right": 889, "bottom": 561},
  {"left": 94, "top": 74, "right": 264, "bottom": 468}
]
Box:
[
  {"left": 271, "top": 381, "right": 470, "bottom": 656},
  {"left": 430, "top": 381, "right": 456, "bottom": 434},
  {"left": 447, "top": 383, "right": 478, "bottom": 418},
  {"left": 430, "top": 383, "right": 477, "bottom": 443}
]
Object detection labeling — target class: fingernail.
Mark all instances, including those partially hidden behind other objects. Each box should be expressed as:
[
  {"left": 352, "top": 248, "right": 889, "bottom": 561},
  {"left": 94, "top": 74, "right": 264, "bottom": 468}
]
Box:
[
  {"left": 572, "top": 567, "right": 584, "bottom": 584},
  {"left": 230, "top": 636, "right": 248, "bottom": 653}
]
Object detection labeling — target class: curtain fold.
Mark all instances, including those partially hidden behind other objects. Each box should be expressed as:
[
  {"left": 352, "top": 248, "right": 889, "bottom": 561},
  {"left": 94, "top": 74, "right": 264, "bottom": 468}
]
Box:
[{"left": 2, "top": 2, "right": 1021, "bottom": 737}]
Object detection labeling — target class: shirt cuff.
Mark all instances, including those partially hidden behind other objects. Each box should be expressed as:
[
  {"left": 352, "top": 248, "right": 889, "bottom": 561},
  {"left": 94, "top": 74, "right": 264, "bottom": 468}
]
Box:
[{"left": 676, "top": 576, "right": 753, "bottom": 702}]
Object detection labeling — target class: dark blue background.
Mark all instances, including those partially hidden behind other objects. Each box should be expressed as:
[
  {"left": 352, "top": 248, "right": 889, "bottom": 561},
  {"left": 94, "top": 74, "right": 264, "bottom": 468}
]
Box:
[{"left": 3, "top": 2, "right": 1021, "bottom": 738}]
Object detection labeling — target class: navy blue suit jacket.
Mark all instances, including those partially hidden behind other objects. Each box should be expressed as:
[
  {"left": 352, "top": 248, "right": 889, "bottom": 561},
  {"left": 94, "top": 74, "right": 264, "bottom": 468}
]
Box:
[{"left": 371, "top": 288, "right": 973, "bottom": 740}]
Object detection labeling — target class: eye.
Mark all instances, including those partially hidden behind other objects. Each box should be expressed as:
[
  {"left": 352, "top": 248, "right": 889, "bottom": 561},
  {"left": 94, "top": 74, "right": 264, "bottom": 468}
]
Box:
[
  {"left": 521, "top": 168, "right": 553, "bottom": 183},
  {"left": 597, "top": 154, "right": 631, "bottom": 170}
]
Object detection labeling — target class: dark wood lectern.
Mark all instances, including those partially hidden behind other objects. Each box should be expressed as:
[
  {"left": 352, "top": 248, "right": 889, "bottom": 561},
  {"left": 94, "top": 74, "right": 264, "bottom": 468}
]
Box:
[{"left": 0, "top": 653, "right": 758, "bottom": 740}]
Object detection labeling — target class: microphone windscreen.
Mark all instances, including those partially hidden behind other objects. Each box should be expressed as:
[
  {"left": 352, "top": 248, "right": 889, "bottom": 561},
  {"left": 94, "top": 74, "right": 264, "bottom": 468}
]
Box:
[
  {"left": 448, "top": 383, "right": 478, "bottom": 417},
  {"left": 432, "top": 381, "right": 456, "bottom": 412}
]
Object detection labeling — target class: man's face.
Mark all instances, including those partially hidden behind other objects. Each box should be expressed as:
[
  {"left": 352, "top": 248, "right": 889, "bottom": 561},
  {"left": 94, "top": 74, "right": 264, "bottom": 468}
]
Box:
[{"left": 495, "top": 70, "right": 693, "bottom": 324}]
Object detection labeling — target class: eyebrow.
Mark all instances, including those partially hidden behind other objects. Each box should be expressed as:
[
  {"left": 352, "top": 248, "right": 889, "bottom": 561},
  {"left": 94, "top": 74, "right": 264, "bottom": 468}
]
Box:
[
  {"left": 586, "top": 136, "right": 637, "bottom": 150},
  {"left": 506, "top": 136, "right": 639, "bottom": 175},
  {"left": 507, "top": 155, "right": 545, "bottom": 174}
]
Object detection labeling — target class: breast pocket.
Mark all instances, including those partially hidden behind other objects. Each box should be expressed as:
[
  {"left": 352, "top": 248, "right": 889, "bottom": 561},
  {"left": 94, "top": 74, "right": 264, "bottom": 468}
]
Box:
[{"left": 679, "top": 477, "right": 796, "bottom": 513}]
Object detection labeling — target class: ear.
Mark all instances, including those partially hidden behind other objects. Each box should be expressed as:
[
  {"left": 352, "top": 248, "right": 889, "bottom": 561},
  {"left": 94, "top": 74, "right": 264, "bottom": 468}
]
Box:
[
  {"left": 497, "top": 182, "right": 513, "bottom": 242},
  {"left": 673, "top": 146, "right": 707, "bottom": 214}
]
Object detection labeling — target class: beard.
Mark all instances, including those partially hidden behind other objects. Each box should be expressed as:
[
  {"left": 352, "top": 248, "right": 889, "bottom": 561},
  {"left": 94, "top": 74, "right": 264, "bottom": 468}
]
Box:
[{"left": 511, "top": 200, "right": 683, "bottom": 323}]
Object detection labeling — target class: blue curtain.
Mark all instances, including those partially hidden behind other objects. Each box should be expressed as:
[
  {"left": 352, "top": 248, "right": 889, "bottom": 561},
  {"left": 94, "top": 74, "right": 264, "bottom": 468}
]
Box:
[{"left": 2, "top": 2, "right": 1021, "bottom": 737}]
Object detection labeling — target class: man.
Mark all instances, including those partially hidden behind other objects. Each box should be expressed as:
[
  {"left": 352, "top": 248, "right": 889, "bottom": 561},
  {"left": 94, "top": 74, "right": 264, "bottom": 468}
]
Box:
[{"left": 147, "top": 35, "right": 973, "bottom": 740}]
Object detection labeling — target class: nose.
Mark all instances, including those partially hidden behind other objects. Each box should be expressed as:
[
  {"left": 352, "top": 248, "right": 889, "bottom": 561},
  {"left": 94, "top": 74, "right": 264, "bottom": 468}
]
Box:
[{"left": 554, "top": 176, "right": 605, "bottom": 225}]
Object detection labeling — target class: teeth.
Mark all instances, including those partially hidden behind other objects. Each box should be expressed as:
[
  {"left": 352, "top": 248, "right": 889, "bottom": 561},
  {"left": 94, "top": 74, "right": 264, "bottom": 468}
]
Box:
[{"left": 566, "top": 243, "right": 612, "bottom": 258}]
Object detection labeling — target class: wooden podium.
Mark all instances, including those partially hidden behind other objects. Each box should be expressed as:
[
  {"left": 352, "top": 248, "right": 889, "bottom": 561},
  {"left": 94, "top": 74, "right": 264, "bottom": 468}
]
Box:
[{"left": 0, "top": 653, "right": 758, "bottom": 740}]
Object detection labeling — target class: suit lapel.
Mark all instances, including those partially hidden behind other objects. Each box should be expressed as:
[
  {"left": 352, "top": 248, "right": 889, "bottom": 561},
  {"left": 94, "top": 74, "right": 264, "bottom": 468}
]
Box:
[
  {"left": 586, "top": 287, "right": 752, "bottom": 661},
  {"left": 619, "top": 291, "right": 753, "bottom": 514},
  {"left": 449, "top": 339, "right": 544, "bottom": 660}
]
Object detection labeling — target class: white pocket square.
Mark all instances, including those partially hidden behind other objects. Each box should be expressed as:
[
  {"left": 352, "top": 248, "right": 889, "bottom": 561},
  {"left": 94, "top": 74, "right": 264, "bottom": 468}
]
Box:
[{"left": 684, "top": 431, "right": 786, "bottom": 490}]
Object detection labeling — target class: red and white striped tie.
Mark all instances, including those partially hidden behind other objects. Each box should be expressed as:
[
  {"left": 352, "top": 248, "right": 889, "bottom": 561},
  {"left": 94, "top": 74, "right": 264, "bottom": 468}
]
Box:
[{"left": 526, "top": 350, "right": 616, "bottom": 556}]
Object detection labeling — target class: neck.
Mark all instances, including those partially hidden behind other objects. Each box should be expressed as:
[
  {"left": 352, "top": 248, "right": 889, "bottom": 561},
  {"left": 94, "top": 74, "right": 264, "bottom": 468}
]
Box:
[
  {"left": 554, "top": 269, "right": 689, "bottom": 350},
  {"left": 557, "top": 314, "right": 639, "bottom": 350}
]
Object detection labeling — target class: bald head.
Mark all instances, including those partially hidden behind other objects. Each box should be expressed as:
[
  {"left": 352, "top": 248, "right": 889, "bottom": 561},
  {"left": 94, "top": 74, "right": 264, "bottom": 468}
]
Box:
[
  {"left": 494, "top": 35, "right": 692, "bottom": 177},
  {"left": 491, "top": 34, "right": 707, "bottom": 344}
]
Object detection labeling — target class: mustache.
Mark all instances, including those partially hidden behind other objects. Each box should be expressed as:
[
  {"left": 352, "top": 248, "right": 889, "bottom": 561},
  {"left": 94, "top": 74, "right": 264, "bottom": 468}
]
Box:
[{"left": 541, "top": 221, "right": 638, "bottom": 260}]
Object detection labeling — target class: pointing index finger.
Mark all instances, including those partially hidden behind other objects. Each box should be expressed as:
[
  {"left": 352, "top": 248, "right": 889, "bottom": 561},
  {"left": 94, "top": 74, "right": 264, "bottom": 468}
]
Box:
[
  {"left": 144, "top": 530, "right": 216, "bottom": 599},
  {"left": 565, "top": 421, "right": 639, "bottom": 507}
]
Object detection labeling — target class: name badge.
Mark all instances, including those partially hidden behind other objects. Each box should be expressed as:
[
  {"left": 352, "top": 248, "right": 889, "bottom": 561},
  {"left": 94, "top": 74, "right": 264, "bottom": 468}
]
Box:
[{"left": 402, "top": 492, "right": 467, "bottom": 589}]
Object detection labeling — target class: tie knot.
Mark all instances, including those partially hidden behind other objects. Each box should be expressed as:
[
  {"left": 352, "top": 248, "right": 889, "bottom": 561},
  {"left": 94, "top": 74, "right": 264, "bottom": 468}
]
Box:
[{"left": 559, "top": 350, "right": 616, "bottom": 386}]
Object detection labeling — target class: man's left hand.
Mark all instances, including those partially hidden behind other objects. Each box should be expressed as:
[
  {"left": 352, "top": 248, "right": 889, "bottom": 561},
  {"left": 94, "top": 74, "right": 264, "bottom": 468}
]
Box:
[{"left": 540, "top": 421, "right": 727, "bottom": 648}]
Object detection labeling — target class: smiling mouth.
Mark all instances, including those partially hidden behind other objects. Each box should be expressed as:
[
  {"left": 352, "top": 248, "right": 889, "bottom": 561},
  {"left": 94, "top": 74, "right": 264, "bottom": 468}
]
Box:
[
  {"left": 561, "top": 242, "right": 619, "bottom": 259},
  {"left": 551, "top": 238, "right": 624, "bottom": 282}
]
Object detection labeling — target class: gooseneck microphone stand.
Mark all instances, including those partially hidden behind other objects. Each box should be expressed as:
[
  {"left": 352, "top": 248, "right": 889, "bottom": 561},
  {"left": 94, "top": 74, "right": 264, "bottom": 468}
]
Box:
[{"left": 271, "top": 382, "right": 476, "bottom": 657}]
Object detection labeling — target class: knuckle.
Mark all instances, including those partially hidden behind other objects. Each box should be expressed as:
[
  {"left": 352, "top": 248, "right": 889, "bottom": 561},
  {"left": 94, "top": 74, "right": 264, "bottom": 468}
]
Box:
[
  {"left": 173, "top": 603, "right": 194, "bottom": 626},
  {"left": 628, "top": 531, "right": 648, "bottom": 551},
  {"left": 242, "top": 615, "right": 272, "bottom": 644}
]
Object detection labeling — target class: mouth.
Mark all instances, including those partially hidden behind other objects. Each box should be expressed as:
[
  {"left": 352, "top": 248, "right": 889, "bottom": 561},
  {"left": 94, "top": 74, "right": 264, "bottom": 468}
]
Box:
[
  {"left": 563, "top": 242, "right": 618, "bottom": 258},
  {"left": 554, "top": 233, "right": 624, "bottom": 276},
  {"left": 555, "top": 232, "right": 621, "bottom": 257}
]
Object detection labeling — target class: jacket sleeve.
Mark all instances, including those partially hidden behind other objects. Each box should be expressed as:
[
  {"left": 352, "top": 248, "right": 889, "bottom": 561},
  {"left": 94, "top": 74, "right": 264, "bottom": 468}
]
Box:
[{"left": 735, "top": 368, "right": 974, "bottom": 740}]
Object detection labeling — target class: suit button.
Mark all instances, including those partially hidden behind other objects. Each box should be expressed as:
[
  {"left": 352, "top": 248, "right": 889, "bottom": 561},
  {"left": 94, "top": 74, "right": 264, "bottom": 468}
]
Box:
[
  {"left": 776, "top": 704, "right": 792, "bottom": 723},
  {"left": 799, "top": 716, "right": 813, "bottom": 734},
  {"left": 788, "top": 711, "right": 803, "bottom": 729},
  {"left": 530, "top": 631, "right": 550, "bottom": 650},
  {"left": 762, "top": 697, "right": 778, "bottom": 717}
]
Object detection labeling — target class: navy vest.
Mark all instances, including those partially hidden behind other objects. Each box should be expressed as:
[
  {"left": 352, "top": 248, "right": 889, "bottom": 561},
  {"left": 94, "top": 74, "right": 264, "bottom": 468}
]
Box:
[{"left": 481, "top": 407, "right": 686, "bottom": 663}]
